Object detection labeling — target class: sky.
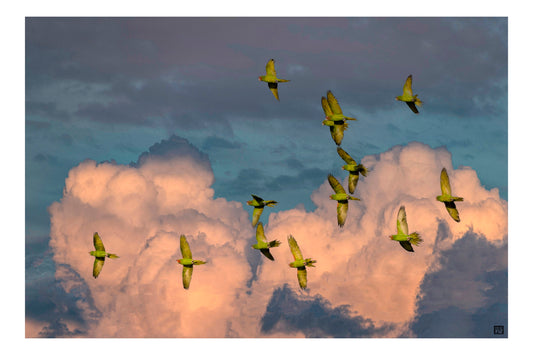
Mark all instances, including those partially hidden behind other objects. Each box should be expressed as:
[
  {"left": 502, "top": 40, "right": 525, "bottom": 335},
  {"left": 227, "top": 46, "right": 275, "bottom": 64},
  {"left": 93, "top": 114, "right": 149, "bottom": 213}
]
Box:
[{"left": 18, "top": 6, "right": 520, "bottom": 349}]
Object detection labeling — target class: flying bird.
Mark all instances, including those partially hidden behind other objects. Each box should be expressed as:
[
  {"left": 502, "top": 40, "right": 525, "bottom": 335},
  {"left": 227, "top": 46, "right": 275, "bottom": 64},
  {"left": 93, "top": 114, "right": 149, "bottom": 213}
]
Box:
[
  {"left": 328, "top": 174, "right": 360, "bottom": 227},
  {"left": 395, "top": 74, "right": 423, "bottom": 114},
  {"left": 176, "top": 235, "right": 206, "bottom": 290},
  {"left": 436, "top": 168, "right": 464, "bottom": 222},
  {"left": 89, "top": 232, "right": 119, "bottom": 278},
  {"left": 326, "top": 90, "right": 357, "bottom": 122},
  {"left": 389, "top": 206, "right": 423, "bottom": 252},
  {"left": 247, "top": 194, "right": 278, "bottom": 227},
  {"left": 287, "top": 235, "right": 316, "bottom": 289},
  {"left": 321, "top": 96, "right": 349, "bottom": 146},
  {"left": 251, "top": 222, "right": 281, "bottom": 261},
  {"left": 337, "top": 147, "right": 368, "bottom": 194},
  {"left": 258, "top": 59, "right": 290, "bottom": 100}
]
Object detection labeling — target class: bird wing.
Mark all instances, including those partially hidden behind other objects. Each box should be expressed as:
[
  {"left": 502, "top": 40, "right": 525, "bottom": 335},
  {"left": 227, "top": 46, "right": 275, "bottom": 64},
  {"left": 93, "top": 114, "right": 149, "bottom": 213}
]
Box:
[
  {"left": 440, "top": 168, "right": 452, "bottom": 195},
  {"left": 182, "top": 265, "right": 193, "bottom": 289},
  {"left": 252, "top": 207, "right": 264, "bottom": 227},
  {"left": 406, "top": 101, "right": 419, "bottom": 114},
  {"left": 251, "top": 194, "right": 264, "bottom": 204},
  {"left": 93, "top": 257, "right": 105, "bottom": 278},
  {"left": 180, "top": 235, "right": 192, "bottom": 259},
  {"left": 348, "top": 173, "right": 359, "bottom": 194},
  {"left": 93, "top": 232, "right": 105, "bottom": 252},
  {"left": 444, "top": 201, "right": 461, "bottom": 222},
  {"left": 399, "top": 241, "right": 414, "bottom": 252},
  {"left": 321, "top": 96, "right": 334, "bottom": 117},
  {"left": 337, "top": 201, "right": 348, "bottom": 227},
  {"left": 337, "top": 147, "right": 356, "bottom": 165},
  {"left": 268, "top": 82, "right": 280, "bottom": 100},
  {"left": 396, "top": 205, "right": 409, "bottom": 235},
  {"left": 255, "top": 222, "right": 267, "bottom": 243},
  {"left": 288, "top": 235, "right": 303, "bottom": 261},
  {"left": 260, "top": 248, "right": 275, "bottom": 261},
  {"left": 328, "top": 174, "right": 346, "bottom": 194},
  {"left": 326, "top": 91, "right": 343, "bottom": 115},
  {"left": 330, "top": 125, "right": 345, "bottom": 146},
  {"left": 297, "top": 266, "right": 307, "bottom": 289},
  {"left": 403, "top": 75, "right": 414, "bottom": 97},
  {"left": 265, "top": 59, "right": 277, "bottom": 77}
]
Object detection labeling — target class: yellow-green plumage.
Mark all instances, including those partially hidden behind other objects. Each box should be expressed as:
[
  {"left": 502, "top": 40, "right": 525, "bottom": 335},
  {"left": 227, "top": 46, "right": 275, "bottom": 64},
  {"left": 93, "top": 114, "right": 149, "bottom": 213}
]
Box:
[
  {"left": 177, "top": 235, "right": 206, "bottom": 289},
  {"left": 247, "top": 194, "right": 277, "bottom": 227},
  {"left": 89, "top": 232, "right": 119, "bottom": 278},
  {"left": 258, "top": 59, "right": 290, "bottom": 100},
  {"left": 436, "top": 168, "right": 464, "bottom": 222},
  {"left": 395, "top": 75, "right": 423, "bottom": 114},
  {"left": 287, "top": 235, "right": 316, "bottom": 289},
  {"left": 327, "top": 174, "right": 359, "bottom": 227},
  {"left": 252, "top": 222, "right": 281, "bottom": 261},
  {"left": 337, "top": 147, "right": 367, "bottom": 194},
  {"left": 389, "top": 206, "right": 422, "bottom": 252}
]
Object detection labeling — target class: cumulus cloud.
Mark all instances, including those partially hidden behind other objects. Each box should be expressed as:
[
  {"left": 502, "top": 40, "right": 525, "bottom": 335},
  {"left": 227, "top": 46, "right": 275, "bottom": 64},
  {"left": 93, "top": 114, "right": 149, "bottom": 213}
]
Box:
[{"left": 38, "top": 138, "right": 507, "bottom": 337}]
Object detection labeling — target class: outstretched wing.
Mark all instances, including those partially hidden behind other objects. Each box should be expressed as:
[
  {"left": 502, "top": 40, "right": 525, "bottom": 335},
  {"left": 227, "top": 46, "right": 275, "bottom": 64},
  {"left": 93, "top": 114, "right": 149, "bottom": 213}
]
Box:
[
  {"left": 444, "top": 201, "right": 461, "bottom": 222},
  {"left": 402, "top": 75, "right": 413, "bottom": 97},
  {"left": 328, "top": 174, "right": 346, "bottom": 195},
  {"left": 326, "top": 90, "right": 343, "bottom": 115},
  {"left": 396, "top": 206, "right": 409, "bottom": 235},
  {"left": 252, "top": 207, "right": 264, "bottom": 227},
  {"left": 93, "top": 232, "right": 105, "bottom": 252},
  {"left": 337, "top": 147, "right": 356, "bottom": 165},
  {"left": 260, "top": 248, "right": 275, "bottom": 261},
  {"left": 440, "top": 168, "right": 452, "bottom": 195},
  {"left": 265, "top": 59, "right": 277, "bottom": 77},
  {"left": 337, "top": 201, "right": 348, "bottom": 227},
  {"left": 321, "top": 96, "right": 334, "bottom": 117},
  {"left": 251, "top": 194, "right": 264, "bottom": 204},
  {"left": 288, "top": 235, "right": 303, "bottom": 261},
  {"left": 399, "top": 241, "right": 414, "bottom": 252},
  {"left": 180, "top": 235, "right": 192, "bottom": 259},
  {"left": 93, "top": 257, "right": 105, "bottom": 278},
  {"left": 297, "top": 267, "right": 307, "bottom": 289},
  {"left": 347, "top": 173, "right": 359, "bottom": 194},
  {"left": 255, "top": 222, "right": 267, "bottom": 244},
  {"left": 268, "top": 82, "right": 279, "bottom": 100},
  {"left": 329, "top": 124, "right": 345, "bottom": 146},
  {"left": 406, "top": 101, "right": 419, "bottom": 114},
  {"left": 182, "top": 265, "right": 193, "bottom": 289}
]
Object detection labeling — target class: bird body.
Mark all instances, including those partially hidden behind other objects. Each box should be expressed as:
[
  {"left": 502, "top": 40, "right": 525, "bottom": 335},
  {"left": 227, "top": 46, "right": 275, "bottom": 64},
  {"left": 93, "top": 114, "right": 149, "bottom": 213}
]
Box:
[
  {"left": 176, "top": 235, "right": 206, "bottom": 289},
  {"left": 251, "top": 222, "right": 281, "bottom": 261},
  {"left": 436, "top": 168, "right": 463, "bottom": 222},
  {"left": 337, "top": 147, "right": 367, "bottom": 194},
  {"left": 326, "top": 91, "right": 357, "bottom": 122},
  {"left": 328, "top": 174, "right": 359, "bottom": 227},
  {"left": 89, "top": 232, "right": 119, "bottom": 278},
  {"left": 396, "top": 75, "right": 422, "bottom": 114},
  {"left": 247, "top": 194, "right": 277, "bottom": 227},
  {"left": 258, "top": 59, "right": 290, "bottom": 100},
  {"left": 288, "top": 235, "right": 316, "bottom": 289},
  {"left": 389, "top": 206, "right": 422, "bottom": 252}
]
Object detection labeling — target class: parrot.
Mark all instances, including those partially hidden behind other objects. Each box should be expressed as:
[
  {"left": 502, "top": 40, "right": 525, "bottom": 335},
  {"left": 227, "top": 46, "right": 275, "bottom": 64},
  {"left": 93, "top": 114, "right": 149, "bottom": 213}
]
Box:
[
  {"left": 325, "top": 90, "right": 357, "bottom": 122},
  {"left": 321, "top": 96, "right": 349, "bottom": 146},
  {"left": 328, "top": 174, "right": 360, "bottom": 227},
  {"left": 251, "top": 222, "right": 281, "bottom": 261},
  {"left": 389, "top": 206, "right": 423, "bottom": 252},
  {"left": 395, "top": 74, "right": 423, "bottom": 114},
  {"left": 89, "top": 232, "right": 119, "bottom": 279},
  {"left": 436, "top": 167, "right": 464, "bottom": 222},
  {"left": 258, "top": 58, "right": 290, "bottom": 100},
  {"left": 336, "top": 147, "right": 368, "bottom": 194},
  {"left": 176, "top": 234, "right": 206, "bottom": 290},
  {"left": 287, "top": 235, "right": 316, "bottom": 289},
  {"left": 247, "top": 194, "right": 278, "bottom": 227}
]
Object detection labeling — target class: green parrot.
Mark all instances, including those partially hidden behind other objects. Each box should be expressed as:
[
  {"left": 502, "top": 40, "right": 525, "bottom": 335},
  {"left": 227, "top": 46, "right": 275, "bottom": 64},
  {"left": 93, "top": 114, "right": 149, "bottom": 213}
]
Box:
[
  {"left": 251, "top": 222, "right": 281, "bottom": 261},
  {"left": 436, "top": 168, "right": 464, "bottom": 222},
  {"left": 389, "top": 206, "right": 423, "bottom": 252},
  {"left": 328, "top": 174, "right": 360, "bottom": 227},
  {"left": 247, "top": 194, "right": 278, "bottom": 227},
  {"left": 89, "top": 232, "right": 119, "bottom": 279},
  {"left": 395, "top": 74, "right": 423, "bottom": 114},
  {"left": 258, "top": 59, "right": 290, "bottom": 100},
  {"left": 325, "top": 90, "right": 357, "bottom": 122},
  {"left": 176, "top": 235, "right": 206, "bottom": 290},
  {"left": 321, "top": 96, "right": 349, "bottom": 146},
  {"left": 287, "top": 235, "right": 316, "bottom": 289},
  {"left": 336, "top": 147, "right": 368, "bottom": 194}
]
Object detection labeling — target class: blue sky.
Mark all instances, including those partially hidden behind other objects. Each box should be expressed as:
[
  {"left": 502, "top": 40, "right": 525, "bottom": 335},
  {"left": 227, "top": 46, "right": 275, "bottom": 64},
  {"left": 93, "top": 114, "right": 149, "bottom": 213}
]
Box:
[{"left": 21, "top": 14, "right": 515, "bottom": 344}]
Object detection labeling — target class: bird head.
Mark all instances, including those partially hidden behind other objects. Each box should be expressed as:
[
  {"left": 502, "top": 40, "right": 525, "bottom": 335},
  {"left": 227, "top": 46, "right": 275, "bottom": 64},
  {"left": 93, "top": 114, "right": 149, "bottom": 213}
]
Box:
[
  {"left": 395, "top": 96, "right": 401, "bottom": 101},
  {"left": 258, "top": 76, "right": 264, "bottom": 81},
  {"left": 246, "top": 200, "right": 253, "bottom": 206},
  {"left": 388, "top": 235, "right": 394, "bottom": 240},
  {"left": 176, "top": 259, "right": 182, "bottom": 264}
]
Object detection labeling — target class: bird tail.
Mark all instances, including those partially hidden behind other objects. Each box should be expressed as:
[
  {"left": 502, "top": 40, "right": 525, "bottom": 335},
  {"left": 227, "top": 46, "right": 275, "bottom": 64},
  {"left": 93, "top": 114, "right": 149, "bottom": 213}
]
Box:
[
  {"left": 269, "top": 240, "right": 281, "bottom": 248},
  {"left": 408, "top": 232, "right": 423, "bottom": 246},
  {"left": 107, "top": 253, "right": 119, "bottom": 259},
  {"left": 193, "top": 260, "right": 207, "bottom": 265},
  {"left": 452, "top": 196, "right": 464, "bottom": 201},
  {"left": 414, "top": 95, "right": 423, "bottom": 107},
  {"left": 304, "top": 258, "right": 317, "bottom": 267},
  {"left": 345, "top": 116, "right": 357, "bottom": 121},
  {"left": 265, "top": 200, "right": 278, "bottom": 207},
  {"left": 277, "top": 79, "right": 290, "bottom": 82}
]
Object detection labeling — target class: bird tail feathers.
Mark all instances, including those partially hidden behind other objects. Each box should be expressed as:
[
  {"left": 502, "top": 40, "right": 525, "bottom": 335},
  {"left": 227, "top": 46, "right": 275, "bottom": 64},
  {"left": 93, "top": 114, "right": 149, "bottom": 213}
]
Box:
[
  {"left": 269, "top": 240, "right": 281, "bottom": 248},
  {"left": 107, "top": 253, "right": 119, "bottom": 259},
  {"left": 277, "top": 79, "right": 290, "bottom": 82},
  {"left": 304, "top": 258, "right": 317, "bottom": 267},
  {"left": 409, "top": 232, "right": 423, "bottom": 246}
]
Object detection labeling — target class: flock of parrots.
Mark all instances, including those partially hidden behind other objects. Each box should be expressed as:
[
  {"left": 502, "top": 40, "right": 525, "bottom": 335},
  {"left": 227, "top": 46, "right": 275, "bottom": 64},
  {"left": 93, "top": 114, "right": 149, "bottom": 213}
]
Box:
[{"left": 89, "top": 59, "right": 464, "bottom": 290}]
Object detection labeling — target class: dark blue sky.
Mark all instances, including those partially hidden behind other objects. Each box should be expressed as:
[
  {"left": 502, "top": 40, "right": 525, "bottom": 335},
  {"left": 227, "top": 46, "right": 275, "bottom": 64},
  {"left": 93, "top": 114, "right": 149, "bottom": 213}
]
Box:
[{"left": 24, "top": 16, "right": 509, "bottom": 340}]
